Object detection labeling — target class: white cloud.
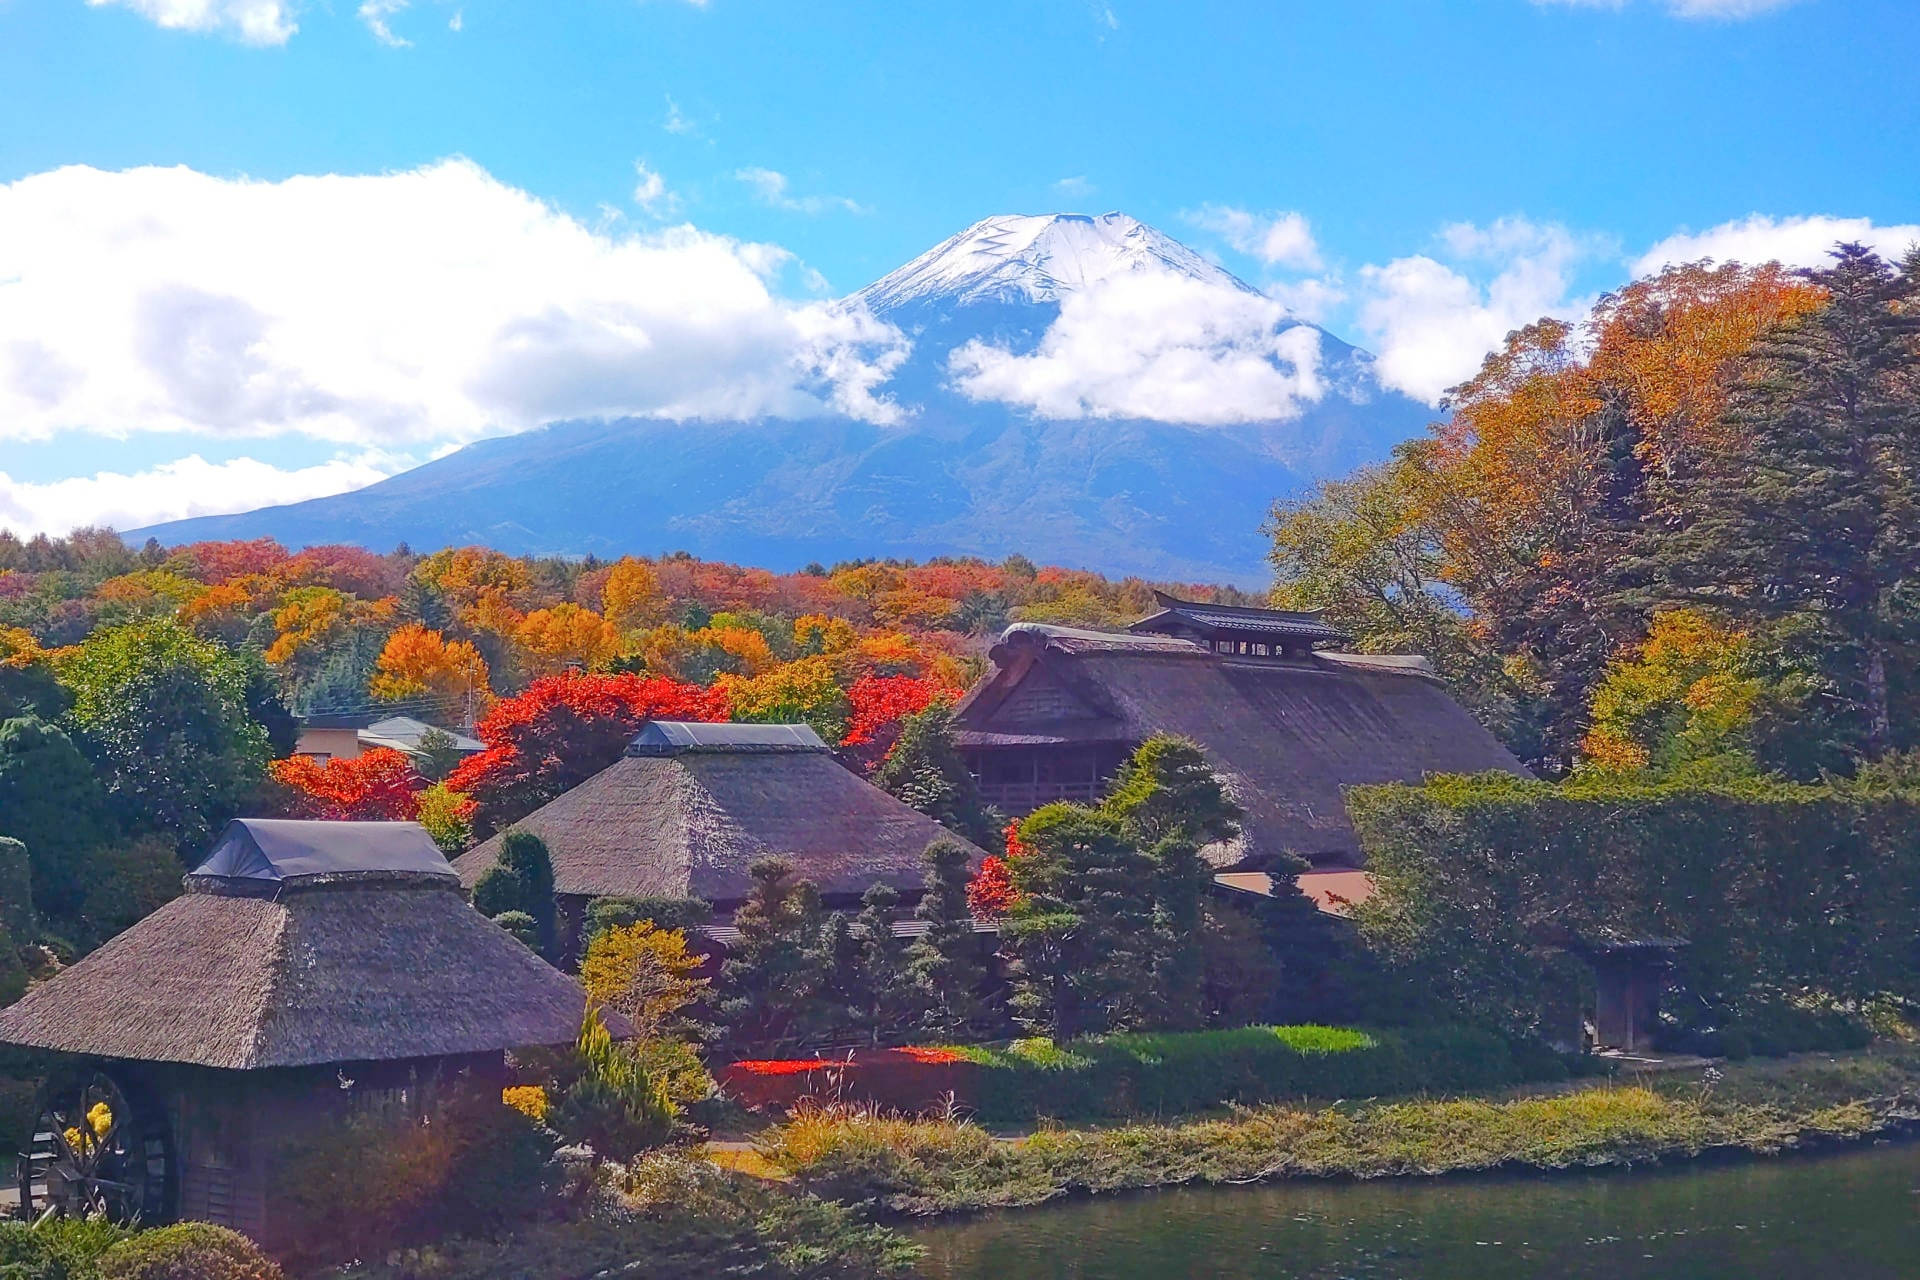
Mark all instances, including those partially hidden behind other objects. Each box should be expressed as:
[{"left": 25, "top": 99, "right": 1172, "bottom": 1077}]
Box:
[
  {"left": 1052, "top": 176, "right": 1096, "bottom": 201},
  {"left": 0, "top": 453, "right": 399, "bottom": 538},
  {"left": 358, "top": 0, "right": 409, "bottom": 46},
  {"left": 1185, "top": 206, "right": 1322, "bottom": 270},
  {"left": 1264, "top": 277, "right": 1347, "bottom": 325},
  {"left": 631, "top": 160, "right": 679, "bottom": 216},
  {"left": 1530, "top": 0, "right": 1802, "bottom": 16},
  {"left": 0, "top": 159, "right": 911, "bottom": 447},
  {"left": 1354, "top": 217, "right": 1598, "bottom": 404},
  {"left": 1634, "top": 214, "right": 1920, "bottom": 275},
  {"left": 663, "top": 95, "right": 695, "bottom": 135},
  {"left": 86, "top": 0, "right": 297, "bottom": 44},
  {"left": 448, "top": 8, "right": 461, "bottom": 31},
  {"left": 735, "top": 167, "right": 866, "bottom": 216},
  {"left": 949, "top": 272, "right": 1326, "bottom": 425}
]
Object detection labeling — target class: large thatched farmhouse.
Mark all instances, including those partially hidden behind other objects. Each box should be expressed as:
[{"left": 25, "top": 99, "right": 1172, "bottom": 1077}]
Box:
[
  {"left": 952, "top": 594, "right": 1527, "bottom": 869},
  {"left": 0, "top": 819, "right": 599, "bottom": 1246},
  {"left": 454, "top": 720, "right": 988, "bottom": 916}
]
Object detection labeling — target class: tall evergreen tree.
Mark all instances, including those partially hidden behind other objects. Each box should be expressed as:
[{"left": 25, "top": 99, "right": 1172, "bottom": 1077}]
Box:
[
  {"left": 908, "top": 838, "right": 991, "bottom": 1039},
  {"left": 1102, "top": 735, "right": 1243, "bottom": 1029},
  {"left": 0, "top": 716, "right": 118, "bottom": 923},
  {"left": 852, "top": 882, "right": 921, "bottom": 1045},
  {"left": 471, "top": 830, "right": 560, "bottom": 960},
  {"left": 1662, "top": 244, "right": 1920, "bottom": 758},
  {"left": 715, "top": 857, "right": 827, "bottom": 1054},
  {"left": 1001, "top": 806, "right": 1156, "bottom": 1039},
  {"left": 871, "top": 705, "right": 999, "bottom": 847}
]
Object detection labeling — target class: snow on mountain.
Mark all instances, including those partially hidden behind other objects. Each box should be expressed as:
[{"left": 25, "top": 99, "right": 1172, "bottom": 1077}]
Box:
[
  {"left": 856, "top": 212, "right": 1260, "bottom": 315},
  {"left": 134, "top": 213, "right": 1431, "bottom": 584}
]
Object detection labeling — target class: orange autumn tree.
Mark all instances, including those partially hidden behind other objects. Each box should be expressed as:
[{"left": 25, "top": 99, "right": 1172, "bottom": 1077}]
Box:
[
  {"left": 371, "top": 623, "right": 491, "bottom": 708},
  {"left": 516, "top": 603, "right": 621, "bottom": 675}
]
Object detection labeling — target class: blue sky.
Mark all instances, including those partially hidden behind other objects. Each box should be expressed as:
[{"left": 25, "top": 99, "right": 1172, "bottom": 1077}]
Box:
[{"left": 2, "top": 0, "right": 1917, "bottom": 535}]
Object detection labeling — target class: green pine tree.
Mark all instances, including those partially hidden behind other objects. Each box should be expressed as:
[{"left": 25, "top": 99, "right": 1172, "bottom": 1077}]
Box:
[
  {"left": 1662, "top": 244, "right": 1920, "bottom": 759},
  {"left": 908, "top": 839, "right": 991, "bottom": 1039},
  {"left": 871, "top": 705, "right": 999, "bottom": 847},
  {"left": 852, "top": 882, "right": 922, "bottom": 1046},
  {"left": 715, "top": 857, "right": 828, "bottom": 1055},
  {"left": 1001, "top": 806, "right": 1156, "bottom": 1039}
]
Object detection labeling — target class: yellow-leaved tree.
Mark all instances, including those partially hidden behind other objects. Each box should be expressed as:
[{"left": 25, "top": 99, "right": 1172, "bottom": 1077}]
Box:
[{"left": 579, "top": 920, "right": 709, "bottom": 1039}]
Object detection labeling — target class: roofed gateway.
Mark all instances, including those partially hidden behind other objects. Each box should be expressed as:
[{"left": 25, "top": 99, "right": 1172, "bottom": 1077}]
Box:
[{"left": 951, "top": 597, "right": 1528, "bottom": 867}]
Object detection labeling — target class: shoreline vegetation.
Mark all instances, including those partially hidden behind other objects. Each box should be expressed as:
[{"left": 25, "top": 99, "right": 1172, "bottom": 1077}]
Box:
[{"left": 750, "top": 1044, "right": 1920, "bottom": 1219}]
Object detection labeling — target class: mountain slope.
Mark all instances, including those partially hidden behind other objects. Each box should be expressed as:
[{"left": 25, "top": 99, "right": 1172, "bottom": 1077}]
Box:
[{"left": 137, "top": 213, "right": 1432, "bottom": 584}]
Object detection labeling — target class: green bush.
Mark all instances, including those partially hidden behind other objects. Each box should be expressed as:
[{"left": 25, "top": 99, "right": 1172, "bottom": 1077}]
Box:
[
  {"left": 96, "top": 1223, "right": 282, "bottom": 1280},
  {"left": 489, "top": 910, "right": 539, "bottom": 951},
  {"left": 0, "top": 925, "right": 27, "bottom": 1007},
  {"left": 0, "top": 1217, "right": 127, "bottom": 1280},
  {"left": 947, "top": 1023, "right": 1538, "bottom": 1121},
  {"left": 582, "top": 896, "right": 711, "bottom": 945},
  {"left": 1349, "top": 773, "right": 1920, "bottom": 1037},
  {"left": 0, "top": 837, "right": 33, "bottom": 943}
]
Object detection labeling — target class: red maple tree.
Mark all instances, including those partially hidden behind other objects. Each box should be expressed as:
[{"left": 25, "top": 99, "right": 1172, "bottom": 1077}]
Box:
[
  {"left": 446, "top": 672, "right": 730, "bottom": 834},
  {"left": 272, "top": 747, "right": 423, "bottom": 821},
  {"left": 965, "top": 821, "right": 1031, "bottom": 917}
]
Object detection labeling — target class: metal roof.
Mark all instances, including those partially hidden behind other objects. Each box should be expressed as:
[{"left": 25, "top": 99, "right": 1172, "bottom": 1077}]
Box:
[
  {"left": 190, "top": 818, "right": 458, "bottom": 889},
  {"left": 626, "top": 719, "right": 829, "bottom": 756}
]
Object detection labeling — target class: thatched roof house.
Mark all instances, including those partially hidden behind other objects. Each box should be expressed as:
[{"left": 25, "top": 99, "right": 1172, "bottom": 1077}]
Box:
[
  {"left": 453, "top": 721, "right": 986, "bottom": 910},
  {"left": 951, "top": 597, "right": 1528, "bottom": 867},
  {"left": 0, "top": 819, "right": 589, "bottom": 1070},
  {"left": 0, "top": 819, "right": 600, "bottom": 1244}
]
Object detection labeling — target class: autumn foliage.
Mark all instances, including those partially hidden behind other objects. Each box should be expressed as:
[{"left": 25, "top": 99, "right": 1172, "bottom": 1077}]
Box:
[{"left": 272, "top": 747, "right": 422, "bottom": 820}]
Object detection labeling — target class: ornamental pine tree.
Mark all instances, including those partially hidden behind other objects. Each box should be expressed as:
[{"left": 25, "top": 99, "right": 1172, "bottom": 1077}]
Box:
[
  {"left": 1661, "top": 244, "right": 1920, "bottom": 759},
  {"left": 472, "top": 830, "right": 560, "bottom": 960},
  {"left": 715, "top": 857, "right": 827, "bottom": 1055},
  {"left": 852, "top": 882, "right": 922, "bottom": 1045},
  {"left": 871, "top": 705, "right": 999, "bottom": 847},
  {"left": 909, "top": 838, "right": 991, "bottom": 1039},
  {"left": 1001, "top": 806, "right": 1156, "bottom": 1039},
  {"left": 1102, "top": 736, "right": 1243, "bottom": 1029}
]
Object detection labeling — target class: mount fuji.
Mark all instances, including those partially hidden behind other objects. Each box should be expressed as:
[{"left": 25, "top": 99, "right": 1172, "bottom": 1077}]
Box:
[{"left": 136, "top": 213, "right": 1431, "bottom": 584}]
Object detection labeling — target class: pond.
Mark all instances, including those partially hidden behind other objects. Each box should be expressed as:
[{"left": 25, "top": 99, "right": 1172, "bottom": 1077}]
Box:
[{"left": 914, "top": 1141, "right": 1920, "bottom": 1279}]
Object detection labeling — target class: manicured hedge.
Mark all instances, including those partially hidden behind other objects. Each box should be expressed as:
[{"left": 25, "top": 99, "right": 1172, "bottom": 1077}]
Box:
[
  {"left": 1348, "top": 772, "right": 1920, "bottom": 1038},
  {"left": 951, "top": 1023, "right": 1546, "bottom": 1121},
  {"left": 726, "top": 1024, "right": 1559, "bottom": 1122}
]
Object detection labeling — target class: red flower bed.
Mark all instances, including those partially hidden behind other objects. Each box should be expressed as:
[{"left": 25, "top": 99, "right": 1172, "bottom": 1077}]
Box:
[{"left": 720, "top": 1047, "right": 979, "bottom": 1113}]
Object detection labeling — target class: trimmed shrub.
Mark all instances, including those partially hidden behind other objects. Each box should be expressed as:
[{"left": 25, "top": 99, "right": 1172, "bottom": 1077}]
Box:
[
  {"left": 0, "top": 1217, "right": 127, "bottom": 1279},
  {"left": 97, "top": 1223, "right": 282, "bottom": 1280},
  {"left": 582, "top": 895, "right": 711, "bottom": 944},
  {"left": 490, "top": 910, "right": 539, "bottom": 951},
  {"left": 1349, "top": 773, "right": 1920, "bottom": 1037}
]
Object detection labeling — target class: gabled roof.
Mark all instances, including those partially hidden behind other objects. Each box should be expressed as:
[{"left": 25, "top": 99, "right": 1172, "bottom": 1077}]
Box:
[
  {"left": 1129, "top": 592, "right": 1351, "bottom": 646},
  {"left": 0, "top": 822, "right": 596, "bottom": 1070},
  {"left": 953, "top": 622, "right": 1529, "bottom": 865},
  {"left": 454, "top": 729, "right": 985, "bottom": 904},
  {"left": 194, "top": 819, "right": 457, "bottom": 889}
]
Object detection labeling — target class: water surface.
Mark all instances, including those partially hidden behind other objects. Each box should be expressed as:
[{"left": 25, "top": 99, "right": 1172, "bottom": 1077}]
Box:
[{"left": 915, "top": 1142, "right": 1920, "bottom": 1279}]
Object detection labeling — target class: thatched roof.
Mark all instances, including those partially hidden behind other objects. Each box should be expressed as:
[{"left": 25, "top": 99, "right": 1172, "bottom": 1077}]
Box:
[
  {"left": 952, "top": 623, "right": 1529, "bottom": 867},
  {"left": 0, "top": 821, "right": 594, "bottom": 1070},
  {"left": 453, "top": 721, "right": 985, "bottom": 905}
]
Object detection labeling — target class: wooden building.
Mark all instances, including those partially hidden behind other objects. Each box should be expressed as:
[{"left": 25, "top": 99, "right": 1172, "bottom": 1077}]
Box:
[
  {"left": 0, "top": 819, "right": 595, "bottom": 1247},
  {"left": 453, "top": 721, "right": 987, "bottom": 920},
  {"left": 951, "top": 594, "right": 1528, "bottom": 868}
]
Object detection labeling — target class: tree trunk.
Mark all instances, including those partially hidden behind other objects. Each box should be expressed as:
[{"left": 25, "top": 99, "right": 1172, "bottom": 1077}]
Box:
[{"left": 1865, "top": 639, "right": 1892, "bottom": 758}]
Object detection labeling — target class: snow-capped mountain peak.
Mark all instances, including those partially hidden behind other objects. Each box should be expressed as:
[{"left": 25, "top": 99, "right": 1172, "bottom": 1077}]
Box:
[{"left": 855, "top": 212, "right": 1257, "bottom": 314}]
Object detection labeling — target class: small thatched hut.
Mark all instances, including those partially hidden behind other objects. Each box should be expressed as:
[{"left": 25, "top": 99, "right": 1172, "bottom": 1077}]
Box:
[
  {"left": 0, "top": 819, "right": 595, "bottom": 1245},
  {"left": 952, "top": 597, "right": 1529, "bottom": 868},
  {"left": 453, "top": 721, "right": 986, "bottom": 920}
]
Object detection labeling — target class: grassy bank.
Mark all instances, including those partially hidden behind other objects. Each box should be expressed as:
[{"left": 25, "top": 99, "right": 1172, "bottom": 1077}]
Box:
[{"left": 758, "top": 1045, "right": 1920, "bottom": 1216}]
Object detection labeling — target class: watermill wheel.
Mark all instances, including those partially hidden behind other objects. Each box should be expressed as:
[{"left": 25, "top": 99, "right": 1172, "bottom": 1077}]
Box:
[{"left": 30, "top": 1067, "right": 174, "bottom": 1226}]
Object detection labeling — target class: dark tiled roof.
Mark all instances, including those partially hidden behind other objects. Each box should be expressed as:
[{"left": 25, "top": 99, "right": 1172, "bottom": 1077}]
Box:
[
  {"left": 1130, "top": 592, "right": 1350, "bottom": 645},
  {"left": 455, "top": 749, "right": 985, "bottom": 904}
]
